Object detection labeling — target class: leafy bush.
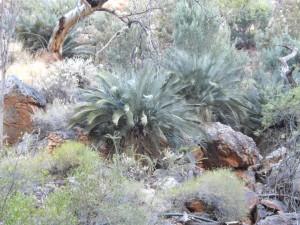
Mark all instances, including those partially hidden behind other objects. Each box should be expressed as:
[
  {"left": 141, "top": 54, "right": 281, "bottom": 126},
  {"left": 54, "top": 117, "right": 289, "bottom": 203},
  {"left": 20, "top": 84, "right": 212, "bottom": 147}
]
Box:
[
  {"left": 173, "top": 0, "right": 230, "bottom": 55},
  {"left": 0, "top": 141, "right": 151, "bottom": 225},
  {"left": 0, "top": 142, "right": 96, "bottom": 195},
  {"left": 34, "top": 189, "right": 78, "bottom": 225},
  {"left": 261, "top": 86, "right": 300, "bottom": 131},
  {"left": 0, "top": 192, "right": 36, "bottom": 225},
  {"left": 0, "top": 154, "right": 49, "bottom": 196},
  {"left": 218, "top": 0, "right": 271, "bottom": 49},
  {"left": 49, "top": 141, "right": 99, "bottom": 175},
  {"left": 70, "top": 70, "right": 201, "bottom": 158},
  {"left": 71, "top": 166, "right": 150, "bottom": 225},
  {"left": 268, "top": 1, "right": 300, "bottom": 39},
  {"left": 257, "top": 34, "right": 300, "bottom": 76},
  {"left": 169, "top": 169, "right": 247, "bottom": 222}
]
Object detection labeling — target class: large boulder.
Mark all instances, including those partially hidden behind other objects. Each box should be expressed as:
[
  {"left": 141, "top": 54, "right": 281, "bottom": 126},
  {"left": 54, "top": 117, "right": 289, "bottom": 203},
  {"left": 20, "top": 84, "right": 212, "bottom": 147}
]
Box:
[
  {"left": 4, "top": 76, "right": 46, "bottom": 144},
  {"left": 202, "top": 122, "right": 260, "bottom": 169}
]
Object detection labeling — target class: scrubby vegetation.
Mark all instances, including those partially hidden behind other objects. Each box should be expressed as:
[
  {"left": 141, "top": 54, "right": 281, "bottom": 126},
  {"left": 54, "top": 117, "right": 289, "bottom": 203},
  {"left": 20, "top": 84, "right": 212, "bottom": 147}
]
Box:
[
  {"left": 169, "top": 169, "right": 247, "bottom": 221},
  {"left": 3, "top": 0, "right": 300, "bottom": 224},
  {"left": 0, "top": 142, "right": 151, "bottom": 225}
]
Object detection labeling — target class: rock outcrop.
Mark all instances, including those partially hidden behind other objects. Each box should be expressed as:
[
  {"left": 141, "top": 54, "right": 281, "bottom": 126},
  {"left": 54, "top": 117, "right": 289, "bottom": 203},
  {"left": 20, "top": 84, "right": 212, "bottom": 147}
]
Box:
[
  {"left": 4, "top": 76, "right": 46, "bottom": 144},
  {"left": 201, "top": 122, "right": 261, "bottom": 169},
  {"left": 257, "top": 213, "right": 300, "bottom": 225}
]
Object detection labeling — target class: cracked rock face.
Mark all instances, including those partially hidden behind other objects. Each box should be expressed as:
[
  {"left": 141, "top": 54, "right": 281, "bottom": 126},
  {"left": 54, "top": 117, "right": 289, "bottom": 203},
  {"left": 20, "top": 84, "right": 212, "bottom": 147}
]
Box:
[
  {"left": 202, "top": 122, "right": 261, "bottom": 169},
  {"left": 4, "top": 76, "right": 46, "bottom": 144}
]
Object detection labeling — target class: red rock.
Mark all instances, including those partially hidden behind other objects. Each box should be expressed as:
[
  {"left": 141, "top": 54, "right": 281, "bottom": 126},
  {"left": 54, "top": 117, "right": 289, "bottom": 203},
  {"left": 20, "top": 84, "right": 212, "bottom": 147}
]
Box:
[
  {"left": 4, "top": 76, "right": 46, "bottom": 144},
  {"left": 235, "top": 169, "right": 256, "bottom": 190},
  {"left": 185, "top": 199, "right": 207, "bottom": 213},
  {"left": 202, "top": 122, "right": 261, "bottom": 169}
]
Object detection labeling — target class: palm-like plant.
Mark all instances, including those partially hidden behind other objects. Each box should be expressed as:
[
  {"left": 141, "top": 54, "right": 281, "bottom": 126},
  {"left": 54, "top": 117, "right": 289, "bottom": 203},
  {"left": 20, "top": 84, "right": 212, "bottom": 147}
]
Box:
[
  {"left": 70, "top": 70, "right": 201, "bottom": 158},
  {"left": 166, "top": 49, "right": 252, "bottom": 130}
]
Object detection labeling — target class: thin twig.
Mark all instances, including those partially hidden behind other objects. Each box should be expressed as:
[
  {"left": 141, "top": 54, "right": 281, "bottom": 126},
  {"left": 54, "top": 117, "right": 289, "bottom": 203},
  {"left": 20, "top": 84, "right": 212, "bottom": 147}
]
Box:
[
  {"left": 96, "top": 26, "right": 128, "bottom": 56},
  {"left": 160, "top": 212, "right": 217, "bottom": 223}
]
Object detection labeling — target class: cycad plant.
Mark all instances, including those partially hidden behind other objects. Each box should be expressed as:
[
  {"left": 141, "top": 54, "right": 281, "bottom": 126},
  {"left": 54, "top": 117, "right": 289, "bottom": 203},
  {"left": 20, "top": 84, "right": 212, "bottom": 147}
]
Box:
[
  {"left": 166, "top": 49, "right": 252, "bottom": 130},
  {"left": 70, "top": 69, "right": 201, "bottom": 158}
]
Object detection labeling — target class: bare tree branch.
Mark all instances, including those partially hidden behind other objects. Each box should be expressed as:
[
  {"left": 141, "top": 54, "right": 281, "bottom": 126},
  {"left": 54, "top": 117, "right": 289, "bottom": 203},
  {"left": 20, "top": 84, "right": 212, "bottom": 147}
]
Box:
[
  {"left": 95, "top": 26, "right": 129, "bottom": 56},
  {"left": 48, "top": 0, "right": 161, "bottom": 58},
  {"left": 279, "top": 45, "right": 298, "bottom": 88},
  {"left": 48, "top": 0, "right": 109, "bottom": 57}
]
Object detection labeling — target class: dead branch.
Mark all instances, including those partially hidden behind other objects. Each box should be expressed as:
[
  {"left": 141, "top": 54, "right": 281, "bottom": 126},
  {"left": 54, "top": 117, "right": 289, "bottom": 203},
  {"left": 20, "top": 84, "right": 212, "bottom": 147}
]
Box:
[
  {"left": 259, "top": 193, "right": 300, "bottom": 202},
  {"left": 95, "top": 26, "right": 129, "bottom": 56},
  {"left": 160, "top": 212, "right": 240, "bottom": 225},
  {"left": 48, "top": 0, "right": 161, "bottom": 58},
  {"left": 48, "top": 0, "right": 109, "bottom": 57},
  {"left": 279, "top": 45, "right": 298, "bottom": 88}
]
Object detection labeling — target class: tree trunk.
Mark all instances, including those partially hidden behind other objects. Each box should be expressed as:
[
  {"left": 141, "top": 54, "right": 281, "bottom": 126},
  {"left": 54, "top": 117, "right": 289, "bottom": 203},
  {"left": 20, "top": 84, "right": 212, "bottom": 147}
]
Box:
[
  {"left": 0, "top": 0, "right": 17, "bottom": 150},
  {"left": 279, "top": 46, "right": 298, "bottom": 88},
  {"left": 0, "top": 70, "right": 4, "bottom": 150},
  {"left": 48, "top": 0, "right": 109, "bottom": 57}
]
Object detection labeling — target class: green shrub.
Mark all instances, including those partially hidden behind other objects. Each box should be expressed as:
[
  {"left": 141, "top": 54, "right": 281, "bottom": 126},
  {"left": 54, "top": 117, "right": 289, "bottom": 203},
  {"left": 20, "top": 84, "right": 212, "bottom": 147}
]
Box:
[
  {"left": 267, "top": 1, "right": 300, "bottom": 39},
  {"left": 0, "top": 154, "right": 50, "bottom": 196},
  {"left": 173, "top": 0, "right": 230, "bottom": 55},
  {"left": 0, "top": 192, "right": 36, "bottom": 225},
  {"left": 257, "top": 34, "right": 300, "bottom": 75},
  {"left": 169, "top": 169, "right": 247, "bottom": 221},
  {"left": 218, "top": 0, "right": 271, "bottom": 49},
  {"left": 72, "top": 168, "right": 150, "bottom": 225},
  {"left": 34, "top": 188, "right": 78, "bottom": 225},
  {"left": 50, "top": 141, "right": 99, "bottom": 175},
  {"left": 261, "top": 86, "right": 300, "bottom": 130},
  {"left": 70, "top": 70, "right": 201, "bottom": 158},
  {"left": 0, "top": 141, "right": 98, "bottom": 197},
  {"left": 0, "top": 142, "right": 151, "bottom": 225}
]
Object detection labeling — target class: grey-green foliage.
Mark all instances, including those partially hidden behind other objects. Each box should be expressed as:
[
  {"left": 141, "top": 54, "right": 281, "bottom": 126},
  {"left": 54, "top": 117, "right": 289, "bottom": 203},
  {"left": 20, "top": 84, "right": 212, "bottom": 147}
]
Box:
[
  {"left": 249, "top": 33, "right": 300, "bottom": 135},
  {"left": 0, "top": 142, "right": 150, "bottom": 225},
  {"left": 257, "top": 33, "right": 300, "bottom": 77},
  {"left": 171, "top": 0, "right": 265, "bottom": 133},
  {"left": 166, "top": 49, "right": 251, "bottom": 130},
  {"left": 218, "top": 0, "right": 271, "bottom": 49},
  {"left": 173, "top": 0, "right": 230, "bottom": 55},
  {"left": 17, "top": 0, "right": 82, "bottom": 57},
  {"left": 70, "top": 69, "right": 201, "bottom": 158},
  {"left": 169, "top": 169, "right": 247, "bottom": 222},
  {"left": 71, "top": 166, "right": 150, "bottom": 225}
]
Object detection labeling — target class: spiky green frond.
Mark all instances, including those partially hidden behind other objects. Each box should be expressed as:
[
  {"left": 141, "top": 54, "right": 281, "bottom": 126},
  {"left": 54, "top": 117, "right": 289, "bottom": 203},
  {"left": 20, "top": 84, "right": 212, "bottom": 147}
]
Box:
[
  {"left": 166, "top": 49, "right": 251, "bottom": 130},
  {"left": 70, "top": 70, "right": 202, "bottom": 158}
]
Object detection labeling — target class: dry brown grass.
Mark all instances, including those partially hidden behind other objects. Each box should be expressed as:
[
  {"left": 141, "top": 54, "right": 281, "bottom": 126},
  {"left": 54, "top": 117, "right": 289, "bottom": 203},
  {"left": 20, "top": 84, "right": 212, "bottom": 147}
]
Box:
[{"left": 6, "top": 42, "right": 51, "bottom": 85}]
